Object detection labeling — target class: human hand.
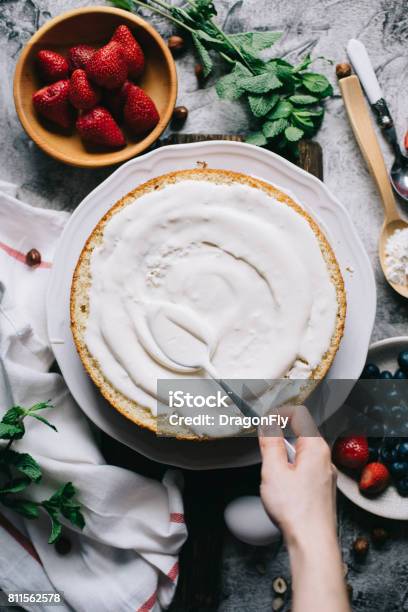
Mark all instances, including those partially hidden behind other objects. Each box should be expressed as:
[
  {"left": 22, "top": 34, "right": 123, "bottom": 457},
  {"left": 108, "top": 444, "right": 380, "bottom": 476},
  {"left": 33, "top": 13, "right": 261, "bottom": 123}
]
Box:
[
  {"left": 259, "top": 404, "right": 337, "bottom": 546},
  {"left": 258, "top": 406, "right": 350, "bottom": 612}
]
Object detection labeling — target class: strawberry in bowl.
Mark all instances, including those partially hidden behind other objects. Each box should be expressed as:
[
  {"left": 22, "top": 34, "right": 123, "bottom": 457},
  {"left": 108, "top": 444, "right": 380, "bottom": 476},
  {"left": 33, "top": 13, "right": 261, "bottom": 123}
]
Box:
[
  {"left": 333, "top": 436, "right": 369, "bottom": 470},
  {"left": 14, "top": 7, "right": 176, "bottom": 167},
  {"left": 31, "top": 23, "right": 160, "bottom": 151}
]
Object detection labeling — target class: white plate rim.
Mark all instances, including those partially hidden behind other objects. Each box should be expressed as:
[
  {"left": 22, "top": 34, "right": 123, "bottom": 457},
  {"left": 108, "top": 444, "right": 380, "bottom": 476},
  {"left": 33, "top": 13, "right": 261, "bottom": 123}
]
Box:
[{"left": 46, "top": 140, "right": 377, "bottom": 469}]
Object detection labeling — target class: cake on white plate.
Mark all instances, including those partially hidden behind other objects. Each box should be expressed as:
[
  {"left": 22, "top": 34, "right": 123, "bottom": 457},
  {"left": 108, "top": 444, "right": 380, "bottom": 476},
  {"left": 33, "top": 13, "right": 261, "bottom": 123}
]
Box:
[{"left": 70, "top": 168, "right": 346, "bottom": 439}]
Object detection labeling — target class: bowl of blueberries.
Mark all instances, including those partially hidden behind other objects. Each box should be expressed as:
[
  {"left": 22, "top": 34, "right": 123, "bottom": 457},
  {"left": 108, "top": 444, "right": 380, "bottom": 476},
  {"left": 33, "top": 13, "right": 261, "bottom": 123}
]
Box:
[{"left": 333, "top": 337, "right": 408, "bottom": 519}]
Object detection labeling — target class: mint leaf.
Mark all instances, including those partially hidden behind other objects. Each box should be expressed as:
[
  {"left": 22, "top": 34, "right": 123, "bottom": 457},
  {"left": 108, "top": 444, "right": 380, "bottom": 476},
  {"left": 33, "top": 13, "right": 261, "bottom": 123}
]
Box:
[
  {"left": 238, "top": 43, "right": 267, "bottom": 74},
  {"left": 285, "top": 126, "right": 304, "bottom": 142},
  {"left": 295, "top": 108, "right": 324, "bottom": 118},
  {"left": 0, "top": 422, "right": 25, "bottom": 439},
  {"left": 110, "top": 0, "right": 132, "bottom": 9},
  {"left": 1, "top": 497, "right": 40, "bottom": 519},
  {"left": 195, "top": 30, "right": 230, "bottom": 53},
  {"left": 0, "top": 477, "right": 31, "bottom": 494},
  {"left": 293, "top": 53, "right": 313, "bottom": 73},
  {"left": 289, "top": 94, "right": 319, "bottom": 105},
  {"left": 238, "top": 72, "right": 282, "bottom": 94},
  {"left": 2, "top": 406, "right": 25, "bottom": 424},
  {"left": 2, "top": 450, "right": 42, "bottom": 483},
  {"left": 245, "top": 131, "right": 268, "bottom": 146},
  {"left": 247, "top": 93, "right": 278, "bottom": 117},
  {"left": 26, "top": 401, "right": 53, "bottom": 413},
  {"left": 262, "top": 118, "right": 288, "bottom": 138},
  {"left": 192, "top": 33, "right": 213, "bottom": 77},
  {"left": 29, "top": 414, "right": 57, "bottom": 432},
  {"left": 318, "top": 83, "right": 334, "bottom": 98},
  {"left": 302, "top": 72, "right": 331, "bottom": 94},
  {"left": 48, "top": 512, "right": 62, "bottom": 544},
  {"left": 268, "top": 99, "right": 293, "bottom": 119},
  {"left": 229, "top": 31, "right": 282, "bottom": 53},
  {"left": 42, "top": 482, "right": 85, "bottom": 534},
  {"left": 216, "top": 63, "right": 251, "bottom": 100},
  {"left": 292, "top": 113, "right": 314, "bottom": 130}
]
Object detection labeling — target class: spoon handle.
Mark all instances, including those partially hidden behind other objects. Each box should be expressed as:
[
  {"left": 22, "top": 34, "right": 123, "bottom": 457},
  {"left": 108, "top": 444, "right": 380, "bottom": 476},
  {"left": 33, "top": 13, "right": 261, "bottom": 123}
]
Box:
[{"left": 339, "top": 75, "right": 400, "bottom": 222}]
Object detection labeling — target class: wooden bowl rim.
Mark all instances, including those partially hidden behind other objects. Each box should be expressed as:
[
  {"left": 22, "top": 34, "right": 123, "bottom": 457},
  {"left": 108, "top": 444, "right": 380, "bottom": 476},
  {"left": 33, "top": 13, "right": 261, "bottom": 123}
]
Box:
[{"left": 13, "top": 5, "right": 177, "bottom": 168}]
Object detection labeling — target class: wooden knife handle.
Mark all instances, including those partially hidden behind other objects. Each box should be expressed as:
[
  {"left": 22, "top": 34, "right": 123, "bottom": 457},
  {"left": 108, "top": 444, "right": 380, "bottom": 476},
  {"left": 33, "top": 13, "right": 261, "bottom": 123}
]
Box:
[{"left": 339, "top": 75, "right": 399, "bottom": 221}]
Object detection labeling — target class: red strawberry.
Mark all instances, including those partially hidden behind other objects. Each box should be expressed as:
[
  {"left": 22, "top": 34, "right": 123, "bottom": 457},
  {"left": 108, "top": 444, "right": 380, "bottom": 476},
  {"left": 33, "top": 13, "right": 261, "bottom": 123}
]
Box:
[
  {"left": 103, "top": 80, "right": 131, "bottom": 122},
  {"left": 76, "top": 106, "right": 126, "bottom": 148},
  {"left": 67, "top": 44, "right": 95, "bottom": 72},
  {"left": 36, "top": 50, "right": 69, "bottom": 83},
  {"left": 333, "top": 436, "right": 369, "bottom": 470},
  {"left": 32, "top": 80, "right": 73, "bottom": 129},
  {"left": 86, "top": 41, "right": 128, "bottom": 90},
  {"left": 69, "top": 69, "right": 101, "bottom": 110},
  {"left": 404, "top": 130, "right": 408, "bottom": 152},
  {"left": 111, "top": 25, "right": 145, "bottom": 79},
  {"left": 359, "top": 462, "right": 390, "bottom": 495},
  {"left": 123, "top": 84, "right": 159, "bottom": 136}
]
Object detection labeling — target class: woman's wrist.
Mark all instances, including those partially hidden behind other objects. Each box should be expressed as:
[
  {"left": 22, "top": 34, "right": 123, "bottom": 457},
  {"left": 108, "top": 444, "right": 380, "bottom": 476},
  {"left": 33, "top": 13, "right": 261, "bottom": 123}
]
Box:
[
  {"left": 286, "top": 522, "right": 349, "bottom": 612},
  {"left": 284, "top": 519, "right": 340, "bottom": 564}
]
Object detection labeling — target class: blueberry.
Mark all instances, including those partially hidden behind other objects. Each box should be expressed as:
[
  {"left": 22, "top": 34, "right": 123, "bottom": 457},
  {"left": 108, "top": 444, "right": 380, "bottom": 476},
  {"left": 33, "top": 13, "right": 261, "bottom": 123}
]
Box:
[
  {"left": 380, "top": 370, "right": 393, "bottom": 379},
  {"left": 390, "top": 461, "right": 408, "bottom": 478},
  {"left": 361, "top": 363, "right": 380, "bottom": 379},
  {"left": 368, "top": 446, "right": 379, "bottom": 462},
  {"left": 396, "top": 477, "right": 408, "bottom": 496},
  {"left": 394, "top": 369, "right": 408, "bottom": 379},
  {"left": 380, "top": 446, "right": 398, "bottom": 463},
  {"left": 398, "top": 350, "right": 408, "bottom": 373},
  {"left": 397, "top": 442, "right": 408, "bottom": 460},
  {"left": 384, "top": 435, "right": 397, "bottom": 449}
]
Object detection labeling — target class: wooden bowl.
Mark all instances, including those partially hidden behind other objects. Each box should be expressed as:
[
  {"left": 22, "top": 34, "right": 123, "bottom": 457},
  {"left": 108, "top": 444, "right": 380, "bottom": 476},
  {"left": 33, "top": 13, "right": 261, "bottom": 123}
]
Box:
[{"left": 13, "top": 6, "right": 177, "bottom": 168}]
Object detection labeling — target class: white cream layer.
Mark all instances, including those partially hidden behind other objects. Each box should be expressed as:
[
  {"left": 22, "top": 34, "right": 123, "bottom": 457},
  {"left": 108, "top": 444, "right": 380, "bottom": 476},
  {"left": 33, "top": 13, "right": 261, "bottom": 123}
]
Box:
[{"left": 85, "top": 179, "right": 338, "bottom": 416}]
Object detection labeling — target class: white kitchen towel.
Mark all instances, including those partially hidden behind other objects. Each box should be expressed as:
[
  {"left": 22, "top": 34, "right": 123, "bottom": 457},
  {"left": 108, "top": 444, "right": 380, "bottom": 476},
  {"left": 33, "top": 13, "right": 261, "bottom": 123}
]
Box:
[{"left": 0, "top": 182, "right": 187, "bottom": 612}]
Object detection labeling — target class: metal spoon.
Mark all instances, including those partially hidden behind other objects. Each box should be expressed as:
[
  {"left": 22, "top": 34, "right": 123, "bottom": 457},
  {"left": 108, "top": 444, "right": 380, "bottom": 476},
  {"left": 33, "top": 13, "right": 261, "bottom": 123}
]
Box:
[
  {"left": 339, "top": 74, "right": 408, "bottom": 298},
  {"left": 347, "top": 39, "right": 408, "bottom": 201},
  {"left": 148, "top": 306, "right": 260, "bottom": 419}
]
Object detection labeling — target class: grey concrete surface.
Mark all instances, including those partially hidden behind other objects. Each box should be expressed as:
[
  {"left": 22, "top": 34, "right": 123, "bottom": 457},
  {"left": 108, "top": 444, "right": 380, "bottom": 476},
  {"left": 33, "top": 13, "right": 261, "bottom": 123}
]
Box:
[{"left": 1, "top": 0, "right": 408, "bottom": 610}]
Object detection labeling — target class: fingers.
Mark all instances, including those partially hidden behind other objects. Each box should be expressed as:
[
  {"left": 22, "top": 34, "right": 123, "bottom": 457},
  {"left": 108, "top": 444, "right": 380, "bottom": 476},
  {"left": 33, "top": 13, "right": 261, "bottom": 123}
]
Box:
[
  {"left": 258, "top": 420, "right": 288, "bottom": 469},
  {"left": 279, "top": 404, "right": 320, "bottom": 437},
  {"left": 278, "top": 404, "right": 332, "bottom": 465}
]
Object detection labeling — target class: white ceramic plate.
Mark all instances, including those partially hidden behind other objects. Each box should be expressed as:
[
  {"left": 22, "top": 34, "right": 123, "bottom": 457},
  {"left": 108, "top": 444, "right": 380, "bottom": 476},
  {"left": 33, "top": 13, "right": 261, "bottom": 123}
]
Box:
[
  {"left": 337, "top": 337, "right": 408, "bottom": 520},
  {"left": 46, "top": 141, "right": 376, "bottom": 469}
]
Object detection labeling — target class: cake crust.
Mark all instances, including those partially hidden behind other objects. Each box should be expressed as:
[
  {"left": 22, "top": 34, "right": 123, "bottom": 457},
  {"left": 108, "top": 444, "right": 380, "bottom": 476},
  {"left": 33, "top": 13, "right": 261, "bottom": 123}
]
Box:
[{"left": 70, "top": 168, "right": 347, "bottom": 439}]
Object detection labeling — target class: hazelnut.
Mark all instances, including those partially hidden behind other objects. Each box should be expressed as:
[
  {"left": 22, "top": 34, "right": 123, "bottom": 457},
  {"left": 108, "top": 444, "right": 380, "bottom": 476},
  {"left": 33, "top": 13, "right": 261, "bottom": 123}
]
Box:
[
  {"left": 25, "top": 248, "right": 41, "bottom": 267},
  {"left": 371, "top": 526, "right": 389, "bottom": 546},
  {"left": 352, "top": 536, "right": 369, "bottom": 558},
  {"left": 272, "top": 576, "right": 288, "bottom": 595},
  {"left": 194, "top": 63, "right": 204, "bottom": 80},
  {"left": 168, "top": 35, "right": 185, "bottom": 55},
  {"left": 172, "top": 105, "right": 189, "bottom": 126},
  {"left": 336, "top": 62, "right": 352, "bottom": 80},
  {"left": 55, "top": 535, "right": 71, "bottom": 555},
  {"left": 272, "top": 597, "right": 284, "bottom": 611}
]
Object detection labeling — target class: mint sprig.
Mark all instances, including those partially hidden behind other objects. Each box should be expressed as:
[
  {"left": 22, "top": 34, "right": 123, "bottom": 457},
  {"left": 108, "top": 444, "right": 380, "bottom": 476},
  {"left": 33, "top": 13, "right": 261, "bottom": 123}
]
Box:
[
  {"left": 0, "top": 402, "right": 85, "bottom": 544},
  {"left": 111, "top": 0, "right": 333, "bottom": 156}
]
